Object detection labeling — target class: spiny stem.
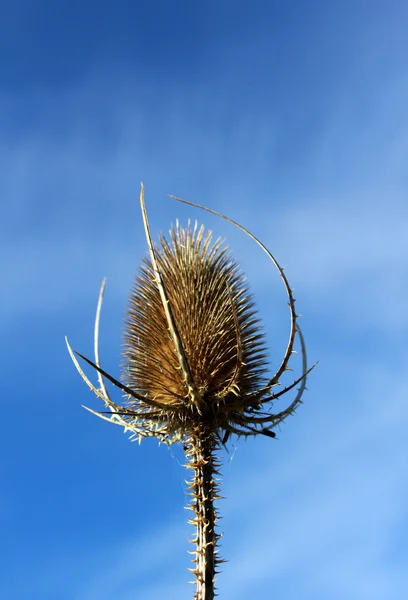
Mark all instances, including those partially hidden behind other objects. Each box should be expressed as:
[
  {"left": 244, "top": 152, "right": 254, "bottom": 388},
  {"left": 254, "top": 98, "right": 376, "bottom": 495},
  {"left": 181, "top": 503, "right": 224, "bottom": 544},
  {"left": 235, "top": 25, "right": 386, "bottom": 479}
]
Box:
[{"left": 185, "top": 428, "right": 222, "bottom": 600}]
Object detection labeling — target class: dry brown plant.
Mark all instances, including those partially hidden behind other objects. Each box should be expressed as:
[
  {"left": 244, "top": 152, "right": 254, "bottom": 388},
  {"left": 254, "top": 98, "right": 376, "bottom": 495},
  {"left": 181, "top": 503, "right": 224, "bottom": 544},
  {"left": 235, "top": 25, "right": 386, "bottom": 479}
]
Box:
[{"left": 66, "top": 184, "right": 315, "bottom": 600}]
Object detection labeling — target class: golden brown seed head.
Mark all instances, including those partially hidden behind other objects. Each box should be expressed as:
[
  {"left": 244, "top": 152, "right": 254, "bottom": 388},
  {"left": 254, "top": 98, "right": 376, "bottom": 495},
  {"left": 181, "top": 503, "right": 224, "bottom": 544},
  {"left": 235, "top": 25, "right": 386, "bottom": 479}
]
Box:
[
  {"left": 123, "top": 221, "right": 268, "bottom": 426},
  {"left": 67, "top": 185, "right": 312, "bottom": 446},
  {"left": 66, "top": 186, "right": 312, "bottom": 600}
]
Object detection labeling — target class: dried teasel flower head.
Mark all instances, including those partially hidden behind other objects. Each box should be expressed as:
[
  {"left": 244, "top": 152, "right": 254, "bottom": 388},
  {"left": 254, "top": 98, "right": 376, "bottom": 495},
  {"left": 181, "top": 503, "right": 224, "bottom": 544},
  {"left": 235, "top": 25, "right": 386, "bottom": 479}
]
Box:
[
  {"left": 122, "top": 219, "right": 269, "bottom": 438},
  {"left": 66, "top": 184, "right": 316, "bottom": 599},
  {"left": 66, "top": 183, "right": 315, "bottom": 446}
]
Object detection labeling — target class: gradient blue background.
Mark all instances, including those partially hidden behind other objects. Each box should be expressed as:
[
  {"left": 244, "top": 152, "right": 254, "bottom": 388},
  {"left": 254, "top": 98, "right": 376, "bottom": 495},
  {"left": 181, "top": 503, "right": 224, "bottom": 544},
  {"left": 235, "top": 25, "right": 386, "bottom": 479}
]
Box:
[{"left": 1, "top": 1, "right": 407, "bottom": 598}]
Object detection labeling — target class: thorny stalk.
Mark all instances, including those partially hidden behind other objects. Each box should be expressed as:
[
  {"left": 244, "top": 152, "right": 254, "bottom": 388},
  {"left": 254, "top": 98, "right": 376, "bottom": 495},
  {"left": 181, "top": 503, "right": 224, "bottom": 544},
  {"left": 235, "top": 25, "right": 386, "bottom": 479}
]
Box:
[{"left": 185, "top": 428, "right": 222, "bottom": 600}]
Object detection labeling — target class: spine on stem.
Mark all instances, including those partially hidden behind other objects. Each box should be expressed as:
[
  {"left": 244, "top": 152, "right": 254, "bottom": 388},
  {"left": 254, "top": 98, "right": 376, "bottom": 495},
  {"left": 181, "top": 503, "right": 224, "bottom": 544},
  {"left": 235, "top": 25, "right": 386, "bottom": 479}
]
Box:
[{"left": 185, "top": 427, "right": 223, "bottom": 600}]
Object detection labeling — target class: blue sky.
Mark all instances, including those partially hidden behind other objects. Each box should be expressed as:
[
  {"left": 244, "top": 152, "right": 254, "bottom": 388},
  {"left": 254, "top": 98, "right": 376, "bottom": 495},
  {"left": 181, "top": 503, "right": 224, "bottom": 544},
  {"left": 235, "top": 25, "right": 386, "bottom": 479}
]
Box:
[{"left": 1, "top": 1, "right": 407, "bottom": 598}]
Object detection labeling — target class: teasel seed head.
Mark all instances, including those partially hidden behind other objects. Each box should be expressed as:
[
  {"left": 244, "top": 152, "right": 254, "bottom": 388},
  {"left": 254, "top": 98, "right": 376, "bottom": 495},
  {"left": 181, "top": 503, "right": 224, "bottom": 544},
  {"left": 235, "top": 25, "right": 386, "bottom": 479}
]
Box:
[
  {"left": 66, "top": 183, "right": 316, "bottom": 600},
  {"left": 66, "top": 183, "right": 316, "bottom": 446},
  {"left": 122, "top": 218, "right": 268, "bottom": 439}
]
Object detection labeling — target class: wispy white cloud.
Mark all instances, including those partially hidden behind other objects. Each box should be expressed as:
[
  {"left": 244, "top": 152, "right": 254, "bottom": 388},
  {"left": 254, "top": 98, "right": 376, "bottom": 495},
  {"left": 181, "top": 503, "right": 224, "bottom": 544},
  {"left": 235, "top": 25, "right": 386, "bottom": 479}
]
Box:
[
  {"left": 75, "top": 523, "right": 190, "bottom": 600},
  {"left": 2, "top": 132, "right": 406, "bottom": 339},
  {"left": 250, "top": 197, "right": 408, "bottom": 334},
  {"left": 2, "top": 54, "right": 406, "bottom": 334}
]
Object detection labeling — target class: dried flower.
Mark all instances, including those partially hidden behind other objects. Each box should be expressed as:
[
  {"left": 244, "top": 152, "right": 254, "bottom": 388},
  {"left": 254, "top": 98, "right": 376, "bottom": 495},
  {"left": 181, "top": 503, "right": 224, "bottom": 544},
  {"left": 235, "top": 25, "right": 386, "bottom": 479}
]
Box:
[{"left": 66, "top": 184, "right": 315, "bottom": 600}]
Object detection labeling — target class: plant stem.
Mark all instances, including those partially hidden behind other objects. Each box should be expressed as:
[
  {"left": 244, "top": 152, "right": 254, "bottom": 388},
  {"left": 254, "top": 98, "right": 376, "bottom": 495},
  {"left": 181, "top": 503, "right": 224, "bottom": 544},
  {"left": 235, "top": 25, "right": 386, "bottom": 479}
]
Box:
[{"left": 186, "top": 426, "right": 222, "bottom": 600}]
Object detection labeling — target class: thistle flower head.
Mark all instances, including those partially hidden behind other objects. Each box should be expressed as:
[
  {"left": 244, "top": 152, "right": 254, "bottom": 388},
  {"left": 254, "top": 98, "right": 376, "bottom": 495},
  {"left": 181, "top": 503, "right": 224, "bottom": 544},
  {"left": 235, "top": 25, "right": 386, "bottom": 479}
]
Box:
[
  {"left": 66, "top": 184, "right": 317, "bottom": 599},
  {"left": 122, "top": 219, "right": 267, "bottom": 438},
  {"left": 66, "top": 184, "right": 315, "bottom": 446}
]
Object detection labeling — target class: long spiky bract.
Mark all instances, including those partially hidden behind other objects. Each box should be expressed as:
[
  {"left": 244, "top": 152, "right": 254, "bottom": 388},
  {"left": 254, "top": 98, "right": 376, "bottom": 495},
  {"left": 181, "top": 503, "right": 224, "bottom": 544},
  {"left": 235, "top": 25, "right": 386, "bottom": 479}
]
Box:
[{"left": 66, "top": 184, "right": 316, "bottom": 600}]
